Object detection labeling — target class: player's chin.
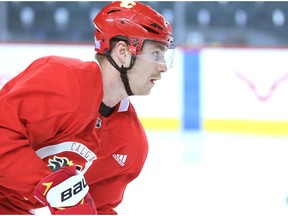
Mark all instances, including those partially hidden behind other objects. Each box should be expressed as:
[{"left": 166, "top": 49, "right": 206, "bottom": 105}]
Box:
[
  {"left": 145, "top": 89, "right": 152, "bottom": 95},
  {"left": 138, "top": 89, "right": 152, "bottom": 96},
  {"left": 136, "top": 87, "right": 152, "bottom": 96},
  {"left": 134, "top": 82, "right": 154, "bottom": 96},
  {"left": 146, "top": 82, "right": 155, "bottom": 94}
]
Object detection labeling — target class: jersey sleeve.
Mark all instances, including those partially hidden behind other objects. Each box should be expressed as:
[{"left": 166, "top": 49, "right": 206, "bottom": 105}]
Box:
[{"left": 0, "top": 59, "right": 82, "bottom": 202}]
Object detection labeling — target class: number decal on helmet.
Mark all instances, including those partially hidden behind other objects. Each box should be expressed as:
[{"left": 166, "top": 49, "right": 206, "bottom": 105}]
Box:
[{"left": 120, "top": 0, "right": 136, "bottom": 9}]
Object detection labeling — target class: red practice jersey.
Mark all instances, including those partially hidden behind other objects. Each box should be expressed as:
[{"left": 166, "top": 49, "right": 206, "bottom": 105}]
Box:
[
  {"left": 0, "top": 56, "right": 148, "bottom": 214},
  {"left": 86, "top": 99, "right": 148, "bottom": 214}
]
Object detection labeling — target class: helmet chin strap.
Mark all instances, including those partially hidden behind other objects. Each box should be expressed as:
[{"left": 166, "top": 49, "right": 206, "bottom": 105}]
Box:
[{"left": 104, "top": 50, "right": 136, "bottom": 96}]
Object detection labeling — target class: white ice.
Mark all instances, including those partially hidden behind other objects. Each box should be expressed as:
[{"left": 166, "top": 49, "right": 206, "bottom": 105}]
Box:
[{"left": 116, "top": 131, "right": 288, "bottom": 216}]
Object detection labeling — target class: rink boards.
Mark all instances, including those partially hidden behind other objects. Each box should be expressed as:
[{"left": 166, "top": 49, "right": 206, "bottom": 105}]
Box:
[{"left": 199, "top": 48, "right": 288, "bottom": 136}]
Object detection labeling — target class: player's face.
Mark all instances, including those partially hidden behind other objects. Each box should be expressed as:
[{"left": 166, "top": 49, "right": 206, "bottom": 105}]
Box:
[{"left": 128, "top": 41, "right": 171, "bottom": 95}]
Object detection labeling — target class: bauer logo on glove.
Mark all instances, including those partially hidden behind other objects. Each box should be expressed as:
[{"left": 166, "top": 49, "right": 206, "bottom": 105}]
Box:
[
  {"left": 34, "top": 165, "right": 97, "bottom": 214},
  {"left": 46, "top": 171, "right": 88, "bottom": 207}
]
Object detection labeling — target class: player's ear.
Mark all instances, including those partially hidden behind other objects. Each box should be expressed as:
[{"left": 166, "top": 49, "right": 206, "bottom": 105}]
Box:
[{"left": 114, "top": 41, "right": 131, "bottom": 66}]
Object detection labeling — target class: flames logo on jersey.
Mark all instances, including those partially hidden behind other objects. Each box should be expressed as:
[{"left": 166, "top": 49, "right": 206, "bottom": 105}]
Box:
[{"left": 48, "top": 156, "right": 82, "bottom": 172}]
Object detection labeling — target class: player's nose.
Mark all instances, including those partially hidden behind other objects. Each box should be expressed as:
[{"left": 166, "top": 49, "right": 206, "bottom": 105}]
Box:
[{"left": 157, "top": 63, "right": 168, "bottom": 73}]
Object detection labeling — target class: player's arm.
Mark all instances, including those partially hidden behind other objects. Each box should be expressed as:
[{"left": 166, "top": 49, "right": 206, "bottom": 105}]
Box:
[
  {"left": 0, "top": 92, "right": 52, "bottom": 202},
  {"left": 0, "top": 62, "right": 84, "bottom": 203},
  {"left": 0, "top": 59, "right": 102, "bottom": 214}
]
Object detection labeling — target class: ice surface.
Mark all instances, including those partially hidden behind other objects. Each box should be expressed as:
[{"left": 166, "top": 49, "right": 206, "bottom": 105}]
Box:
[{"left": 116, "top": 131, "right": 288, "bottom": 216}]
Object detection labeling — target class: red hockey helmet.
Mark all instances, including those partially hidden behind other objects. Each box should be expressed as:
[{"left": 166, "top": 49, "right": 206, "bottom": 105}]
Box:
[{"left": 93, "top": 1, "right": 174, "bottom": 55}]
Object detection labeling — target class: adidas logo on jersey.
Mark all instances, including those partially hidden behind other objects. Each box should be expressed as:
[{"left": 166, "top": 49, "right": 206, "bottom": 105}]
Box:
[{"left": 112, "top": 154, "right": 127, "bottom": 166}]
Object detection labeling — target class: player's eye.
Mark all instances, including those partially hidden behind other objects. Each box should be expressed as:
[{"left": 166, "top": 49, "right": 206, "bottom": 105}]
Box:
[{"left": 151, "top": 51, "right": 165, "bottom": 62}]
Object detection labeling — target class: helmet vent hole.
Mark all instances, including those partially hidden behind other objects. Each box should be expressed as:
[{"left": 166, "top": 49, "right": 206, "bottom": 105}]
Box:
[
  {"left": 150, "top": 23, "right": 163, "bottom": 30},
  {"left": 107, "top": 9, "right": 121, "bottom": 14},
  {"left": 143, "top": 25, "right": 159, "bottom": 35}
]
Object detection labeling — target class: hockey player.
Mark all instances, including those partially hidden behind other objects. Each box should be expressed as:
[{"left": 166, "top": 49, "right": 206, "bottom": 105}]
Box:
[{"left": 0, "top": 1, "right": 174, "bottom": 214}]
